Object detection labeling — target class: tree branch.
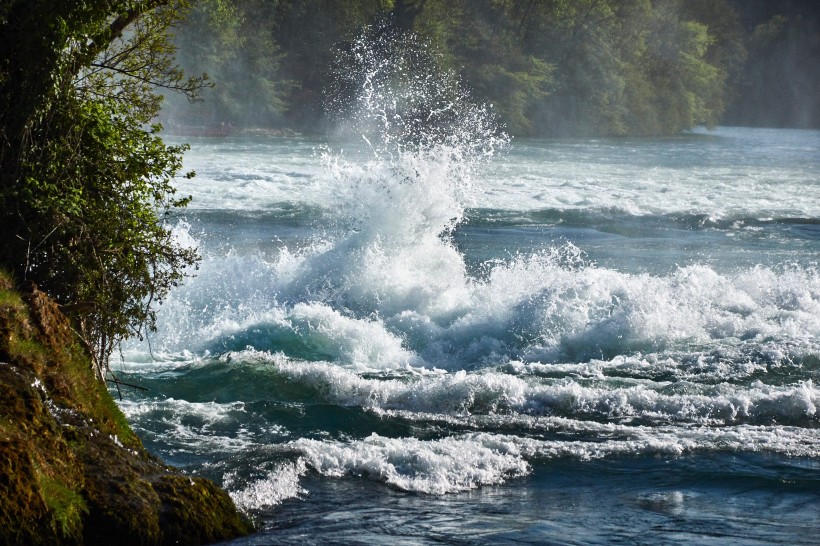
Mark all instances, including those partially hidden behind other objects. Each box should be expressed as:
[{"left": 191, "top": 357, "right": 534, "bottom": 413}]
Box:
[{"left": 75, "top": 0, "right": 170, "bottom": 70}]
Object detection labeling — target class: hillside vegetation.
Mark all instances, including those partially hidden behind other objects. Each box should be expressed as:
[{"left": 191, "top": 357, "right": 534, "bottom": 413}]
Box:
[{"left": 165, "top": 0, "right": 820, "bottom": 136}]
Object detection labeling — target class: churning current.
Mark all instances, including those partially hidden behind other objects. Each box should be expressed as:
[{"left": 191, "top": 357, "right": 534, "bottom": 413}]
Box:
[{"left": 117, "top": 32, "right": 819, "bottom": 546}]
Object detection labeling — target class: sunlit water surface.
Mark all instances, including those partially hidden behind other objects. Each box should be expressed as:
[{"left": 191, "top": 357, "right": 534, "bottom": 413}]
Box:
[{"left": 115, "top": 126, "right": 820, "bottom": 545}]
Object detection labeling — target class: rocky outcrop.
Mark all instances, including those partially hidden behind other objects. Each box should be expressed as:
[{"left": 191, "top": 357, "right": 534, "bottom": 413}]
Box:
[{"left": 0, "top": 273, "right": 252, "bottom": 545}]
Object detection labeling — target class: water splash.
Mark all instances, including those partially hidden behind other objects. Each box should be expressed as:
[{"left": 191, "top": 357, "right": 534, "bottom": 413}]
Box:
[
  {"left": 326, "top": 24, "right": 507, "bottom": 160},
  {"left": 265, "top": 26, "right": 512, "bottom": 348}
]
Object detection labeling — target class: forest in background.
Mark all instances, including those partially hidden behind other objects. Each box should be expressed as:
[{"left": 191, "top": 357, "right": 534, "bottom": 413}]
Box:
[{"left": 164, "top": 0, "right": 820, "bottom": 137}]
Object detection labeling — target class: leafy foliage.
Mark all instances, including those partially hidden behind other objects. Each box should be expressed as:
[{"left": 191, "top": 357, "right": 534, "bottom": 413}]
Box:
[{"left": 0, "top": 1, "right": 202, "bottom": 374}]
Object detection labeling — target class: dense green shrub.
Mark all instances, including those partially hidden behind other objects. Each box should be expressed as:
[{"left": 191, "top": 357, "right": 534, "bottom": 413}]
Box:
[{"left": 0, "top": 1, "right": 202, "bottom": 374}]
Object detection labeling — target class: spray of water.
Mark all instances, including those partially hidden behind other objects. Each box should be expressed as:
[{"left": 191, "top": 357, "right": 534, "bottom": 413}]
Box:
[
  {"left": 264, "top": 26, "right": 514, "bottom": 349},
  {"left": 325, "top": 24, "right": 507, "bottom": 160}
]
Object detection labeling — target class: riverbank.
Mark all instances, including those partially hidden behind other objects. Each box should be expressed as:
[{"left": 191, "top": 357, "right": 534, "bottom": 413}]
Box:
[{"left": 0, "top": 272, "right": 252, "bottom": 545}]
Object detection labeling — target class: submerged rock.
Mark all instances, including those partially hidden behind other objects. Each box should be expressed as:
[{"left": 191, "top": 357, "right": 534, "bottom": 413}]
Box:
[{"left": 0, "top": 273, "right": 253, "bottom": 545}]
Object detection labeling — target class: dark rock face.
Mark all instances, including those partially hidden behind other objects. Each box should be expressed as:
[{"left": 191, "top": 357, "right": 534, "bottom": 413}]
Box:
[{"left": 0, "top": 274, "right": 253, "bottom": 545}]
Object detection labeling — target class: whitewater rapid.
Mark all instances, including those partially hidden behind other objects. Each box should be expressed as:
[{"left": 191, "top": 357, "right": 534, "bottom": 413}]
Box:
[{"left": 118, "top": 31, "right": 819, "bottom": 531}]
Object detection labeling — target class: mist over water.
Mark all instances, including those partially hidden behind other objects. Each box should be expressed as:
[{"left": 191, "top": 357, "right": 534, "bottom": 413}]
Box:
[{"left": 120, "top": 30, "right": 820, "bottom": 544}]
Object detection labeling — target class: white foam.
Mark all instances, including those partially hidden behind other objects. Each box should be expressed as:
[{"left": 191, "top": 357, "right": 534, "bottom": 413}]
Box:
[
  {"left": 228, "top": 459, "right": 308, "bottom": 511},
  {"left": 117, "top": 398, "right": 268, "bottom": 453},
  {"left": 280, "top": 422, "right": 820, "bottom": 493},
  {"left": 287, "top": 433, "right": 529, "bottom": 494},
  {"left": 286, "top": 302, "right": 421, "bottom": 369},
  {"left": 513, "top": 423, "right": 820, "bottom": 460},
  {"left": 126, "top": 74, "right": 820, "bottom": 375},
  {"left": 206, "top": 354, "right": 819, "bottom": 426},
  {"left": 130, "top": 216, "right": 820, "bottom": 372}
]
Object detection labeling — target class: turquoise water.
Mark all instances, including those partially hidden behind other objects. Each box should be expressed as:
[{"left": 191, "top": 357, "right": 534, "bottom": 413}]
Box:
[{"left": 113, "top": 126, "right": 820, "bottom": 544}]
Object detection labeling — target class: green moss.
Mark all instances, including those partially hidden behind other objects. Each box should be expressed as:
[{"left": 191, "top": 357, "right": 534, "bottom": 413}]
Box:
[
  {"left": 7, "top": 337, "right": 47, "bottom": 369},
  {"left": 96, "top": 390, "right": 142, "bottom": 448},
  {"left": 39, "top": 473, "right": 88, "bottom": 541},
  {"left": 0, "top": 366, "right": 71, "bottom": 546},
  {"left": 53, "top": 345, "right": 142, "bottom": 450},
  {"left": 0, "top": 288, "right": 25, "bottom": 309},
  {"left": 79, "top": 444, "right": 163, "bottom": 545},
  {"left": 0, "top": 439, "right": 43, "bottom": 544},
  {"left": 0, "top": 277, "right": 253, "bottom": 545},
  {"left": 154, "top": 475, "right": 254, "bottom": 544}
]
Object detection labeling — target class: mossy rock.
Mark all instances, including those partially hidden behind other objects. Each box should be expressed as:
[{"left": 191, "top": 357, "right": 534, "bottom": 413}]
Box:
[
  {"left": 0, "top": 273, "right": 253, "bottom": 545},
  {"left": 0, "top": 364, "right": 86, "bottom": 545},
  {"left": 154, "top": 475, "right": 254, "bottom": 545}
]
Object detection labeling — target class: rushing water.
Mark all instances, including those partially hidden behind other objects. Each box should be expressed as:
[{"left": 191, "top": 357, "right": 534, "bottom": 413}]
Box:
[{"left": 116, "top": 33, "right": 819, "bottom": 545}]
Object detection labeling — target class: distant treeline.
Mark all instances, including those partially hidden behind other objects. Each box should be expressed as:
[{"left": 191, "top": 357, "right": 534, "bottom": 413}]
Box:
[{"left": 165, "top": 0, "right": 820, "bottom": 136}]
